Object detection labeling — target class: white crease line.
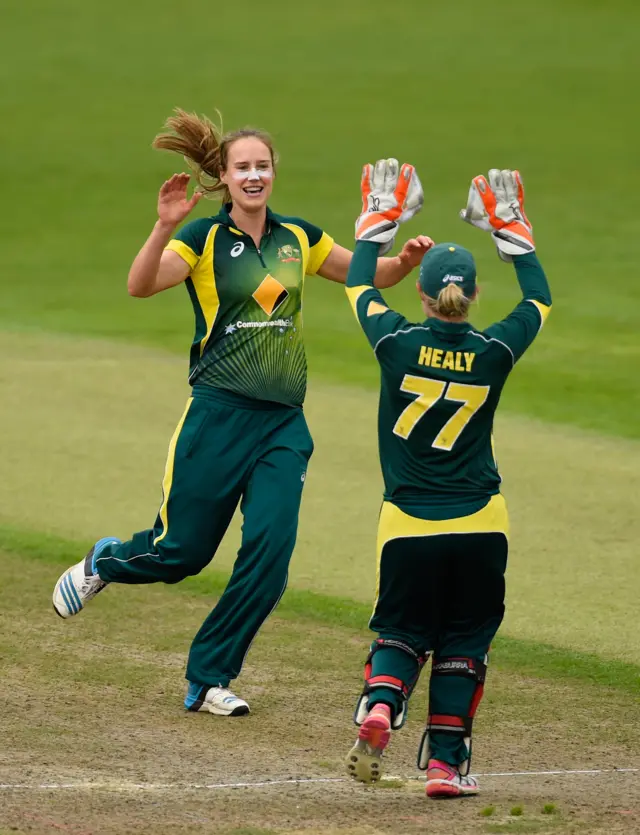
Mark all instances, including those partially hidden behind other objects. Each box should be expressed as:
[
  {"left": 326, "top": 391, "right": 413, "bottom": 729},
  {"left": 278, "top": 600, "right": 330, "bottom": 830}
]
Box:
[
  {"left": 477, "top": 768, "right": 639, "bottom": 778},
  {"left": 0, "top": 769, "right": 637, "bottom": 791}
]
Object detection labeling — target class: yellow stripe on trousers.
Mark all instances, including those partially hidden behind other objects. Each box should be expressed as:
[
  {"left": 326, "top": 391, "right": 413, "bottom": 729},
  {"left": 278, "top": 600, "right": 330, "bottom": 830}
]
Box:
[
  {"left": 372, "top": 494, "right": 510, "bottom": 614},
  {"left": 153, "top": 398, "right": 194, "bottom": 547}
]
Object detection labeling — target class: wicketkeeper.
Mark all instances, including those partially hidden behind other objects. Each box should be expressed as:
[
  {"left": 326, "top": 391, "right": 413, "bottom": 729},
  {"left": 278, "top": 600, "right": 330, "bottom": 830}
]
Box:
[{"left": 343, "top": 161, "right": 552, "bottom": 798}]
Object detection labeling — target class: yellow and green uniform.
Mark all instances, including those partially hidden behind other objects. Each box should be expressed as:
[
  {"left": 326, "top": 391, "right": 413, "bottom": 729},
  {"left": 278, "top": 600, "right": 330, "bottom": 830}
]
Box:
[
  {"left": 167, "top": 204, "right": 333, "bottom": 406},
  {"left": 96, "top": 205, "right": 333, "bottom": 690},
  {"left": 346, "top": 241, "right": 551, "bottom": 769}
]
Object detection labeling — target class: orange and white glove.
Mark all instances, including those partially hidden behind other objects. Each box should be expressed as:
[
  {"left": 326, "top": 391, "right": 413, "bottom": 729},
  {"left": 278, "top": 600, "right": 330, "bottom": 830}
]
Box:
[
  {"left": 460, "top": 169, "right": 534, "bottom": 262},
  {"left": 355, "top": 158, "right": 424, "bottom": 255}
]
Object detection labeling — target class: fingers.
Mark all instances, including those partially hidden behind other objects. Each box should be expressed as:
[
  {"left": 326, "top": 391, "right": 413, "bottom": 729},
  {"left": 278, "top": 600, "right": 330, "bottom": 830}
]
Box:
[
  {"left": 502, "top": 169, "right": 519, "bottom": 205},
  {"left": 361, "top": 164, "right": 373, "bottom": 213},
  {"left": 160, "top": 172, "right": 190, "bottom": 196},
  {"left": 513, "top": 170, "right": 530, "bottom": 225},
  {"left": 372, "top": 159, "right": 388, "bottom": 192},
  {"left": 472, "top": 175, "right": 497, "bottom": 220},
  {"left": 405, "top": 167, "right": 424, "bottom": 212},
  {"left": 514, "top": 170, "right": 525, "bottom": 206},
  {"left": 188, "top": 190, "right": 204, "bottom": 209},
  {"left": 488, "top": 168, "right": 507, "bottom": 205},
  {"left": 393, "top": 162, "right": 413, "bottom": 208},
  {"left": 415, "top": 234, "right": 434, "bottom": 250},
  {"left": 384, "top": 158, "right": 400, "bottom": 195}
]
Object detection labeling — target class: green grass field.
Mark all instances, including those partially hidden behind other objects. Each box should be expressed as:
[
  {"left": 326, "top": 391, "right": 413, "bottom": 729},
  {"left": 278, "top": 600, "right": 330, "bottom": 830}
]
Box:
[{"left": 1, "top": 1, "right": 639, "bottom": 833}]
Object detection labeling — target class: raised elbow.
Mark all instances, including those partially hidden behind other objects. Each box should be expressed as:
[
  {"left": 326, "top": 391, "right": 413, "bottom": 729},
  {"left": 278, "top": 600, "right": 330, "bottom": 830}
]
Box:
[{"left": 127, "top": 278, "right": 153, "bottom": 298}]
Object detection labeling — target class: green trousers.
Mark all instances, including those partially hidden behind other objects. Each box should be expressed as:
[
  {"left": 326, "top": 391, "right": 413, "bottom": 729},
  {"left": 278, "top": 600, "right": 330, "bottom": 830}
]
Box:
[
  {"left": 366, "top": 498, "right": 508, "bottom": 768},
  {"left": 96, "top": 385, "right": 314, "bottom": 687}
]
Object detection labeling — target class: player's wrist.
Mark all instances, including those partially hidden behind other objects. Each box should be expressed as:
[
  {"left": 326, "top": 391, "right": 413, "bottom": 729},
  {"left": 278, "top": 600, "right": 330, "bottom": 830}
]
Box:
[{"left": 154, "top": 219, "right": 178, "bottom": 239}]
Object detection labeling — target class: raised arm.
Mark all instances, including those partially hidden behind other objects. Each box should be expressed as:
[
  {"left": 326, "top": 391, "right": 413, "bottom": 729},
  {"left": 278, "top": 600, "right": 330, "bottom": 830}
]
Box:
[
  {"left": 318, "top": 237, "right": 432, "bottom": 289},
  {"left": 127, "top": 173, "right": 202, "bottom": 298},
  {"left": 345, "top": 159, "right": 430, "bottom": 350},
  {"left": 484, "top": 253, "right": 551, "bottom": 362},
  {"left": 460, "top": 168, "right": 551, "bottom": 362}
]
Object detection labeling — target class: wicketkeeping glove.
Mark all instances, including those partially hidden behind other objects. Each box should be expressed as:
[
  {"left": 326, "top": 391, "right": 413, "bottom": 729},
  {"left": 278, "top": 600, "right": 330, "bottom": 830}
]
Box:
[
  {"left": 355, "top": 158, "right": 423, "bottom": 255},
  {"left": 460, "top": 168, "right": 534, "bottom": 262}
]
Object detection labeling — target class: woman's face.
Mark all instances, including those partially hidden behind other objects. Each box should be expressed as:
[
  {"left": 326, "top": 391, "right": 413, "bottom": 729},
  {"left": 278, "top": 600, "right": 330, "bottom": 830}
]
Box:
[{"left": 221, "top": 137, "right": 274, "bottom": 213}]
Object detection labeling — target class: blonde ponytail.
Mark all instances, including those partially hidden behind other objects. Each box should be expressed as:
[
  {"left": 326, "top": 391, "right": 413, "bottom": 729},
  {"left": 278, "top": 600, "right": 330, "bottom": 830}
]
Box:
[
  {"left": 153, "top": 108, "right": 277, "bottom": 204},
  {"left": 427, "top": 283, "right": 471, "bottom": 318}
]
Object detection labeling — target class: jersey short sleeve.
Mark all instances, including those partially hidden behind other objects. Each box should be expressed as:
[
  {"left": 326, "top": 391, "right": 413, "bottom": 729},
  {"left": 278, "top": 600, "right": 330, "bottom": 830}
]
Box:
[
  {"left": 165, "top": 218, "right": 214, "bottom": 272},
  {"left": 279, "top": 216, "right": 334, "bottom": 276}
]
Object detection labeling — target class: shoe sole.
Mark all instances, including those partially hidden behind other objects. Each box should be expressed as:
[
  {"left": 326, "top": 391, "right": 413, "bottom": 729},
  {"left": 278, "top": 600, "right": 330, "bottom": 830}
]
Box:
[
  {"left": 426, "top": 779, "right": 479, "bottom": 798},
  {"left": 345, "top": 718, "right": 390, "bottom": 784},
  {"left": 194, "top": 704, "right": 250, "bottom": 717}
]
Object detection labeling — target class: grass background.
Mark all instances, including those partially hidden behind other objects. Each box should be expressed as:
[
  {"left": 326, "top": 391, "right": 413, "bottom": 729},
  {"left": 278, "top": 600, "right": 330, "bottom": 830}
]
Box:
[
  {"left": 1, "top": 1, "right": 639, "bottom": 831},
  {"left": 0, "top": 0, "right": 638, "bottom": 662},
  {"left": 2, "top": 0, "right": 639, "bottom": 436}
]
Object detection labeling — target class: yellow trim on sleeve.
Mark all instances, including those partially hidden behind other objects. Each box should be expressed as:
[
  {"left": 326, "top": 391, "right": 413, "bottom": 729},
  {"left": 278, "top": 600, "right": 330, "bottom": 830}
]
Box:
[
  {"left": 345, "top": 284, "right": 371, "bottom": 315},
  {"left": 307, "top": 232, "right": 334, "bottom": 276},
  {"left": 281, "top": 223, "right": 310, "bottom": 275},
  {"left": 153, "top": 398, "right": 194, "bottom": 547},
  {"left": 527, "top": 299, "right": 552, "bottom": 326},
  {"left": 165, "top": 239, "right": 200, "bottom": 270},
  {"left": 191, "top": 225, "right": 221, "bottom": 356},
  {"left": 367, "top": 300, "right": 388, "bottom": 317}
]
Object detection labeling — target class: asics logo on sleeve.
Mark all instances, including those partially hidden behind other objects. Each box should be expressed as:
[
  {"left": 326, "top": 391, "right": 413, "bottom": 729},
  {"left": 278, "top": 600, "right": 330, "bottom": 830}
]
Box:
[{"left": 231, "top": 242, "right": 245, "bottom": 258}]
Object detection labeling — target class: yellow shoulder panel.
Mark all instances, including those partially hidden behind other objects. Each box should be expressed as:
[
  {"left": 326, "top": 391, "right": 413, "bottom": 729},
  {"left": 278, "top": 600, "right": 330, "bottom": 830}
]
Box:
[
  {"left": 527, "top": 299, "right": 552, "bottom": 326},
  {"left": 165, "top": 239, "right": 199, "bottom": 270},
  {"left": 367, "top": 300, "right": 388, "bottom": 317},
  {"left": 345, "top": 284, "right": 370, "bottom": 315}
]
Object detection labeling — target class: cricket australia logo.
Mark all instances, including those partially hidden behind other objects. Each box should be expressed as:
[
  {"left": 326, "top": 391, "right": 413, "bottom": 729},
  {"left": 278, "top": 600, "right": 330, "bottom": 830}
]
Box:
[
  {"left": 252, "top": 274, "right": 289, "bottom": 316},
  {"left": 277, "top": 244, "right": 301, "bottom": 264}
]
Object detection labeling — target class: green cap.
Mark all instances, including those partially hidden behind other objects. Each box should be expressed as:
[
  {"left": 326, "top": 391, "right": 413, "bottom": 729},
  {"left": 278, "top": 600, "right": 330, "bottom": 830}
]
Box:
[{"left": 419, "top": 242, "right": 477, "bottom": 299}]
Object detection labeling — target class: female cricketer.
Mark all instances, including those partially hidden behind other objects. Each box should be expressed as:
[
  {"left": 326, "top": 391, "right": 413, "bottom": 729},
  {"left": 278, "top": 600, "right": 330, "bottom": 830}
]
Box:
[
  {"left": 343, "top": 161, "right": 551, "bottom": 797},
  {"left": 52, "top": 111, "right": 430, "bottom": 716}
]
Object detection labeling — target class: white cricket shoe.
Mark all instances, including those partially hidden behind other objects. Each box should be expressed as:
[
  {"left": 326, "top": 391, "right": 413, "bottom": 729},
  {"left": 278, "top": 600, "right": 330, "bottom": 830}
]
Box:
[
  {"left": 52, "top": 537, "right": 120, "bottom": 618},
  {"left": 185, "top": 684, "right": 250, "bottom": 716}
]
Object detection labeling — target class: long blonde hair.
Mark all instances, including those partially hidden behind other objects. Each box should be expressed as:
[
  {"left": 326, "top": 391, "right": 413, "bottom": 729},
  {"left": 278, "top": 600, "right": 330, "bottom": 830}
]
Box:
[
  {"left": 153, "top": 108, "right": 277, "bottom": 203},
  {"left": 426, "top": 283, "right": 472, "bottom": 318}
]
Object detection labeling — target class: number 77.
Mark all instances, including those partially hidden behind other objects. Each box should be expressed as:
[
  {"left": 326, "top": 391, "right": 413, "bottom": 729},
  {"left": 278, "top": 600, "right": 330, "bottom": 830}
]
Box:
[{"left": 393, "top": 374, "right": 490, "bottom": 450}]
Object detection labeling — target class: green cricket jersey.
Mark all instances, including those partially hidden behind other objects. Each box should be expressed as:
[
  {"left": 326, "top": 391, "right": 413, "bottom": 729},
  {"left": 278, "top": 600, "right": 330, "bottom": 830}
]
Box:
[
  {"left": 166, "top": 204, "right": 334, "bottom": 407},
  {"left": 346, "top": 242, "right": 552, "bottom": 520}
]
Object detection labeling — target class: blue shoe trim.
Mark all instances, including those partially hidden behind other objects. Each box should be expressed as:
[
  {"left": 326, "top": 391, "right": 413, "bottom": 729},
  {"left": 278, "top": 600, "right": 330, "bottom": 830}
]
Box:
[
  {"left": 65, "top": 575, "right": 83, "bottom": 612},
  {"left": 184, "top": 682, "right": 206, "bottom": 710},
  {"left": 58, "top": 574, "right": 76, "bottom": 614},
  {"left": 91, "top": 537, "right": 122, "bottom": 574}
]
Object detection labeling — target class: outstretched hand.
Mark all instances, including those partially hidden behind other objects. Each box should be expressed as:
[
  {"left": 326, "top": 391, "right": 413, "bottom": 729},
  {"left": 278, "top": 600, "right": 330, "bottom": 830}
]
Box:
[
  {"left": 157, "top": 173, "right": 203, "bottom": 228},
  {"left": 398, "top": 235, "right": 435, "bottom": 269}
]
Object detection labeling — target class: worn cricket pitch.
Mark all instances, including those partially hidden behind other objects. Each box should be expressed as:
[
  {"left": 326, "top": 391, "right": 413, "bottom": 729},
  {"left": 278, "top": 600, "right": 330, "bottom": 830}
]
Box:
[{"left": 1, "top": 330, "right": 639, "bottom": 834}]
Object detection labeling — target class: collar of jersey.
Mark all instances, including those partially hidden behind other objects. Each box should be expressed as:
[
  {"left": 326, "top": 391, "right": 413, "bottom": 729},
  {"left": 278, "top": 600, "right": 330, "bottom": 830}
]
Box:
[
  {"left": 215, "top": 202, "right": 283, "bottom": 237},
  {"left": 424, "top": 317, "right": 473, "bottom": 333}
]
